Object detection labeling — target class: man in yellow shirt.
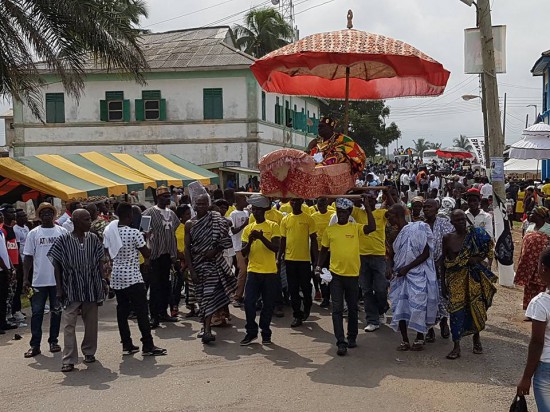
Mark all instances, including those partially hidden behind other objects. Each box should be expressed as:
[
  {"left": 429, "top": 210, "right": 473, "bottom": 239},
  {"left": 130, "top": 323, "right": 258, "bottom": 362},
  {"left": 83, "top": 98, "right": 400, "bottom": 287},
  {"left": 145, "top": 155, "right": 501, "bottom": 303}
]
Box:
[
  {"left": 316, "top": 197, "right": 375, "bottom": 356},
  {"left": 354, "top": 189, "right": 394, "bottom": 333},
  {"left": 240, "top": 195, "right": 280, "bottom": 346},
  {"left": 311, "top": 198, "right": 333, "bottom": 308},
  {"left": 541, "top": 178, "right": 550, "bottom": 208},
  {"left": 279, "top": 198, "right": 318, "bottom": 327}
]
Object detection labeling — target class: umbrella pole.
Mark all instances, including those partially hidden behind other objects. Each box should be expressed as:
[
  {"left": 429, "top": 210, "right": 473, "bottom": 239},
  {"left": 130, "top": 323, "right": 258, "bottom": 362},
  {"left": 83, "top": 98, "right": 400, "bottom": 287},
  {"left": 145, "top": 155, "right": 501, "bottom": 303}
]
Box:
[{"left": 344, "top": 67, "right": 350, "bottom": 134}]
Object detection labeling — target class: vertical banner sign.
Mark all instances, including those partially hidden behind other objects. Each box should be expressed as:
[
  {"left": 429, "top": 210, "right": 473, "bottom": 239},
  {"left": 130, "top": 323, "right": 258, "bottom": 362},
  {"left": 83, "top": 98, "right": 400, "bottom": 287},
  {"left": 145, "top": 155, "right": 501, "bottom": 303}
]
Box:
[
  {"left": 490, "top": 157, "right": 505, "bottom": 182},
  {"left": 467, "top": 137, "right": 485, "bottom": 166},
  {"left": 464, "top": 25, "right": 507, "bottom": 74}
]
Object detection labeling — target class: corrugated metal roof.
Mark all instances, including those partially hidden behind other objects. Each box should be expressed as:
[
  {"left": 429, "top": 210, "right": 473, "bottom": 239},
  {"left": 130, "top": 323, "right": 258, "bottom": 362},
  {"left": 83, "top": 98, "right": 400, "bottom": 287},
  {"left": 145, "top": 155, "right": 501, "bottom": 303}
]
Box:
[{"left": 37, "top": 26, "right": 255, "bottom": 73}]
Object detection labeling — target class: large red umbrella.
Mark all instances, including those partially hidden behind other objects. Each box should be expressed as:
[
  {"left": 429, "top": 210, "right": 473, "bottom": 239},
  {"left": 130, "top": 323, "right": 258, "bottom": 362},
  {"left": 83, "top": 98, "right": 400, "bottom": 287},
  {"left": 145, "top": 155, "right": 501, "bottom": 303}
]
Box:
[
  {"left": 250, "top": 11, "right": 450, "bottom": 128},
  {"left": 435, "top": 147, "right": 474, "bottom": 159}
]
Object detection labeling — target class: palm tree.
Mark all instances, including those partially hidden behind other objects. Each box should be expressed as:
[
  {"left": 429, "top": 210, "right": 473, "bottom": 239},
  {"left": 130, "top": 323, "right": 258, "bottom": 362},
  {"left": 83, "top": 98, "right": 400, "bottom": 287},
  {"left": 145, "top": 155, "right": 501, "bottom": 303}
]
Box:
[
  {"left": 233, "top": 8, "right": 293, "bottom": 58},
  {"left": 0, "top": 0, "right": 149, "bottom": 120},
  {"left": 453, "top": 135, "right": 474, "bottom": 151},
  {"left": 413, "top": 138, "right": 431, "bottom": 159},
  {"left": 428, "top": 142, "right": 442, "bottom": 150}
]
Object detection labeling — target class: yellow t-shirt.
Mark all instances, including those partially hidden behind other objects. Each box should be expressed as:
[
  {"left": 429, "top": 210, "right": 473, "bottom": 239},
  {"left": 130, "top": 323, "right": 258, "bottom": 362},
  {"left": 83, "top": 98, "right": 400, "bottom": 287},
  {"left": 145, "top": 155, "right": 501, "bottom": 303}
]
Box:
[
  {"left": 225, "top": 205, "right": 236, "bottom": 218},
  {"left": 351, "top": 207, "right": 387, "bottom": 256},
  {"left": 322, "top": 222, "right": 363, "bottom": 276},
  {"left": 516, "top": 190, "right": 525, "bottom": 214},
  {"left": 311, "top": 211, "right": 333, "bottom": 251},
  {"left": 249, "top": 208, "right": 284, "bottom": 225},
  {"left": 543, "top": 184, "right": 550, "bottom": 197},
  {"left": 279, "top": 202, "right": 311, "bottom": 215},
  {"left": 241, "top": 220, "right": 280, "bottom": 274},
  {"left": 280, "top": 212, "right": 316, "bottom": 261},
  {"left": 175, "top": 224, "right": 185, "bottom": 253}
]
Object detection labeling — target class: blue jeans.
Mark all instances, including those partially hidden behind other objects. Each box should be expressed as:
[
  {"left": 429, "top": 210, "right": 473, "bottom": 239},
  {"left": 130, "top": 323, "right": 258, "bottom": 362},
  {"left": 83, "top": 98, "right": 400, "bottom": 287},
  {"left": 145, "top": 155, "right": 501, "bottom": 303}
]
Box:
[
  {"left": 30, "top": 286, "right": 61, "bottom": 349},
  {"left": 244, "top": 272, "right": 278, "bottom": 338},
  {"left": 358, "top": 255, "right": 388, "bottom": 325},
  {"left": 534, "top": 361, "right": 550, "bottom": 412},
  {"left": 330, "top": 274, "right": 359, "bottom": 346}
]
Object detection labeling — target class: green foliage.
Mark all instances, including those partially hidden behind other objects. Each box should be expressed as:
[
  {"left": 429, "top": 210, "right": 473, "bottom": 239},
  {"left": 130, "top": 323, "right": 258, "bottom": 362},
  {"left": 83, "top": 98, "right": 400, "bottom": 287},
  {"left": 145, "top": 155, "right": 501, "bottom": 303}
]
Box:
[
  {"left": 0, "top": 0, "right": 149, "bottom": 120},
  {"left": 453, "top": 134, "right": 474, "bottom": 151},
  {"left": 322, "top": 100, "right": 401, "bottom": 157},
  {"left": 233, "top": 7, "right": 293, "bottom": 58},
  {"left": 428, "top": 142, "right": 442, "bottom": 149},
  {"left": 413, "top": 138, "right": 432, "bottom": 158}
]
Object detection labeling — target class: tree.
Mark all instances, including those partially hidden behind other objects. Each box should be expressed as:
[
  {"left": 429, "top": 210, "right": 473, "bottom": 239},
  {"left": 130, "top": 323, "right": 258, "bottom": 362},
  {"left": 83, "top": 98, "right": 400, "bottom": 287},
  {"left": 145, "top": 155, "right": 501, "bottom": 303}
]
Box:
[
  {"left": 428, "top": 142, "right": 442, "bottom": 149},
  {"left": 322, "top": 100, "right": 401, "bottom": 157},
  {"left": 413, "top": 138, "right": 432, "bottom": 159},
  {"left": 0, "top": 0, "right": 149, "bottom": 120},
  {"left": 233, "top": 7, "right": 293, "bottom": 58},
  {"left": 453, "top": 134, "right": 474, "bottom": 151}
]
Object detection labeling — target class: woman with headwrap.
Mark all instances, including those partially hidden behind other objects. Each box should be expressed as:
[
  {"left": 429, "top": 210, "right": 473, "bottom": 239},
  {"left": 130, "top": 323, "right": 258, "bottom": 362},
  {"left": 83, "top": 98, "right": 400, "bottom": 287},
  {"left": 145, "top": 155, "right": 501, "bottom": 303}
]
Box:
[{"left": 516, "top": 206, "right": 550, "bottom": 310}]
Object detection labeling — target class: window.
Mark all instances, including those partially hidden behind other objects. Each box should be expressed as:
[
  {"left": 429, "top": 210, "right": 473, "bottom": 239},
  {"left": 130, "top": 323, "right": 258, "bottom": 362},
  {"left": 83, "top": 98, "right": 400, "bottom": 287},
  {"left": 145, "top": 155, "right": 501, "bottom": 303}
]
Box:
[
  {"left": 45, "top": 93, "right": 65, "bottom": 123},
  {"left": 261, "top": 91, "right": 266, "bottom": 121},
  {"left": 203, "top": 88, "right": 223, "bottom": 120},
  {"left": 275, "top": 97, "right": 282, "bottom": 125},
  {"left": 100, "top": 91, "right": 130, "bottom": 122},
  {"left": 135, "top": 90, "right": 166, "bottom": 121}
]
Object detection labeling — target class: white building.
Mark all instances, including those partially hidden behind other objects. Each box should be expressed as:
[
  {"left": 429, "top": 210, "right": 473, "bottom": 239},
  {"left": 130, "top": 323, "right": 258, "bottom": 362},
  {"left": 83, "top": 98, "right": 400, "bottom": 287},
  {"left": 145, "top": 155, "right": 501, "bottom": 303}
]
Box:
[{"left": 11, "top": 26, "right": 320, "bottom": 187}]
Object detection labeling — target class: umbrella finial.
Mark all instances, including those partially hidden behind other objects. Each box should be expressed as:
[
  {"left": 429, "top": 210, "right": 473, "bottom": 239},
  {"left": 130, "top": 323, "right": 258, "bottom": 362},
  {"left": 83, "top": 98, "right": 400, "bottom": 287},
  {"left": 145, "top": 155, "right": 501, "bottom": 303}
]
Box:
[{"left": 347, "top": 10, "right": 353, "bottom": 29}]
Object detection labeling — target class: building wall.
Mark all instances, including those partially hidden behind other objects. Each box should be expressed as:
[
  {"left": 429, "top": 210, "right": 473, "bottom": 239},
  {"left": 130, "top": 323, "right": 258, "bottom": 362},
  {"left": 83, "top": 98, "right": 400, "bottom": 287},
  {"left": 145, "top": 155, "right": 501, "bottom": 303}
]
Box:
[{"left": 13, "top": 70, "right": 318, "bottom": 167}]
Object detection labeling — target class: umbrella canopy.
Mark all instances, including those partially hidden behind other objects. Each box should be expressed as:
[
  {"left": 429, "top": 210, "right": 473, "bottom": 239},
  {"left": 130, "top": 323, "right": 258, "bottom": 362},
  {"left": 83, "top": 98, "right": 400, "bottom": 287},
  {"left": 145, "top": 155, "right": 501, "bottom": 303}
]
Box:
[
  {"left": 509, "top": 123, "right": 550, "bottom": 160},
  {"left": 435, "top": 147, "right": 474, "bottom": 159},
  {"left": 250, "top": 29, "right": 451, "bottom": 100}
]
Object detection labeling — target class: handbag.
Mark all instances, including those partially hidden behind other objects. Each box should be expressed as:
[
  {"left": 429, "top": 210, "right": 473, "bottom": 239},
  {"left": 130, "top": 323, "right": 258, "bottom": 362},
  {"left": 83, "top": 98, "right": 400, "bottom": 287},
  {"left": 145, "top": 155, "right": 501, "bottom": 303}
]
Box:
[{"left": 509, "top": 395, "right": 528, "bottom": 412}]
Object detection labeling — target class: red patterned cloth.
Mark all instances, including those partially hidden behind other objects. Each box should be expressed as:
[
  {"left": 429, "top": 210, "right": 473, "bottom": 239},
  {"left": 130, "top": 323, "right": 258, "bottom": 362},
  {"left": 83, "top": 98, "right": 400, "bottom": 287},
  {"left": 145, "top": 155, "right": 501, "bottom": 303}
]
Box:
[
  {"left": 259, "top": 149, "right": 354, "bottom": 199},
  {"left": 310, "top": 133, "right": 366, "bottom": 175},
  {"left": 515, "top": 231, "right": 549, "bottom": 309}
]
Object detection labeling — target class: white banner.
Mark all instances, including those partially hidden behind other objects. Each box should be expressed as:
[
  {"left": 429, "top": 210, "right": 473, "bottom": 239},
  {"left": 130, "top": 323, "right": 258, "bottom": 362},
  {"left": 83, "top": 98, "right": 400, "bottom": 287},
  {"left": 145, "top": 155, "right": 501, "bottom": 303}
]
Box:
[
  {"left": 468, "top": 137, "right": 485, "bottom": 166},
  {"left": 464, "top": 25, "right": 507, "bottom": 74}
]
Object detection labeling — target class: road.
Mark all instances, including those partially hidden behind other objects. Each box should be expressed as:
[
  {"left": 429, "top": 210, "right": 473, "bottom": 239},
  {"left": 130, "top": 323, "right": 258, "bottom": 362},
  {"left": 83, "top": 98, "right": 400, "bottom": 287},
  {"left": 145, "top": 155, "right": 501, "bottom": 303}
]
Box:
[{"left": 0, "top": 283, "right": 535, "bottom": 412}]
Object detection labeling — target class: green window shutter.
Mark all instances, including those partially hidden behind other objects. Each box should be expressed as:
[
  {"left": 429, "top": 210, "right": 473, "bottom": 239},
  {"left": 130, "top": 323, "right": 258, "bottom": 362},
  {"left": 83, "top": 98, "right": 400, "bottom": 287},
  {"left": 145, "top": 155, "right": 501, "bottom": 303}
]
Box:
[
  {"left": 274, "top": 104, "right": 280, "bottom": 124},
  {"left": 135, "top": 99, "right": 144, "bottom": 121},
  {"left": 100, "top": 100, "right": 108, "bottom": 121},
  {"left": 106, "top": 91, "right": 124, "bottom": 100},
  {"left": 46, "top": 100, "right": 56, "bottom": 123},
  {"left": 45, "top": 93, "right": 65, "bottom": 123},
  {"left": 142, "top": 90, "right": 161, "bottom": 100},
  {"left": 203, "top": 88, "right": 223, "bottom": 120},
  {"left": 261, "top": 92, "right": 266, "bottom": 121},
  {"left": 123, "top": 99, "right": 130, "bottom": 122},
  {"left": 159, "top": 99, "right": 167, "bottom": 121}
]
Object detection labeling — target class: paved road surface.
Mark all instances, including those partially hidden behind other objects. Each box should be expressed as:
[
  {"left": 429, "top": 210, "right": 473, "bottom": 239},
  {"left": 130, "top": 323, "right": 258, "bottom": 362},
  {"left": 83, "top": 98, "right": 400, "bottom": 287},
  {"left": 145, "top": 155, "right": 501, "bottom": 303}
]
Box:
[{"left": 0, "top": 285, "right": 535, "bottom": 412}]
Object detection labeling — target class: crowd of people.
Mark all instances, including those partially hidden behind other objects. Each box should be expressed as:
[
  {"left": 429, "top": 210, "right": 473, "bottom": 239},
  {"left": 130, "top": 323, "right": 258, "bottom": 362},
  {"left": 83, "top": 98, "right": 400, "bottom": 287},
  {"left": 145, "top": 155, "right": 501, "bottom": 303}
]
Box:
[{"left": 1, "top": 145, "right": 550, "bottom": 408}]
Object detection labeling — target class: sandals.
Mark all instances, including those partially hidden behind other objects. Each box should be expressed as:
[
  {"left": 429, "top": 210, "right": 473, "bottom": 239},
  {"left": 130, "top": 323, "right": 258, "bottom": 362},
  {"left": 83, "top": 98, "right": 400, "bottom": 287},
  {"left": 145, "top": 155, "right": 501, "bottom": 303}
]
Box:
[
  {"left": 446, "top": 349, "right": 461, "bottom": 360},
  {"left": 24, "top": 347, "right": 41, "bottom": 358},
  {"left": 410, "top": 340, "right": 425, "bottom": 351},
  {"left": 61, "top": 364, "right": 75, "bottom": 372},
  {"left": 397, "top": 341, "right": 410, "bottom": 351}
]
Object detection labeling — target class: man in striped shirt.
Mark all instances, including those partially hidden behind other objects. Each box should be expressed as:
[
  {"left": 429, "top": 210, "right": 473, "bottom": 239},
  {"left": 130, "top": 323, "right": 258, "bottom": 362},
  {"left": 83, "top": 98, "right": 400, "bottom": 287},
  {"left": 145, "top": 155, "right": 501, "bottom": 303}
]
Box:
[
  {"left": 48, "top": 209, "right": 107, "bottom": 372},
  {"left": 142, "top": 186, "right": 180, "bottom": 328}
]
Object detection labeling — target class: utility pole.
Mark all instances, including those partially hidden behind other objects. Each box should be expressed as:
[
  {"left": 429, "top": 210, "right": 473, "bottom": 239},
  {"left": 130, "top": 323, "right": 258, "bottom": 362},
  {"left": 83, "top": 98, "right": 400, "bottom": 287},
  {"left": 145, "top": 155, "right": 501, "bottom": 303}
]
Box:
[
  {"left": 502, "top": 92, "right": 507, "bottom": 140},
  {"left": 478, "top": 0, "right": 504, "bottom": 199}
]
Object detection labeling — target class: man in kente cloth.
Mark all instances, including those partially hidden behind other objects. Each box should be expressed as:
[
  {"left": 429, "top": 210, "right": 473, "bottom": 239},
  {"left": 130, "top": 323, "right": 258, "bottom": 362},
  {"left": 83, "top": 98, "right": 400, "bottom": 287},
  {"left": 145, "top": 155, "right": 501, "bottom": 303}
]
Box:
[
  {"left": 442, "top": 209, "right": 497, "bottom": 360},
  {"left": 306, "top": 116, "right": 366, "bottom": 176}
]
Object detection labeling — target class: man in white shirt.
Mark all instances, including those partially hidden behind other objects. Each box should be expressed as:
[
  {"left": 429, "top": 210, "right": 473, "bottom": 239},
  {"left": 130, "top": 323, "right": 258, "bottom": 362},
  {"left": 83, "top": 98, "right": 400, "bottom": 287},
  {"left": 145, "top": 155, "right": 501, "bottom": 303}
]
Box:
[
  {"left": 22, "top": 203, "right": 67, "bottom": 358},
  {"left": 465, "top": 189, "right": 493, "bottom": 238},
  {"left": 400, "top": 171, "right": 411, "bottom": 195},
  {"left": 480, "top": 177, "right": 493, "bottom": 199},
  {"left": 61, "top": 201, "right": 82, "bottom": 233},
  {"left": 229, "top": 194, "right": 249, "bottom": 307}
]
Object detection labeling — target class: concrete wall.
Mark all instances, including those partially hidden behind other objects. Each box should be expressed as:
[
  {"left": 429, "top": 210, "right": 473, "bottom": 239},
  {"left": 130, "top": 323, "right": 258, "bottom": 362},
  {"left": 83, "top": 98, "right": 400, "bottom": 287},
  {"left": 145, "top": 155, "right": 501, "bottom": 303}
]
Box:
[{"left": 13, "top": 70, "right": 319, "bottom": 167}]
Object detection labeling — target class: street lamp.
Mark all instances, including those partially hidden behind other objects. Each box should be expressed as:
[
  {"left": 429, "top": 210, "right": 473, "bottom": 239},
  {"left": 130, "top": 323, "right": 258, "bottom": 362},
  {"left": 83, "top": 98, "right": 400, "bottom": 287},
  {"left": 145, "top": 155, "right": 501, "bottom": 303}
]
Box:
[
  {"left": 462, "top": 94, "right": 489, "bottom": 165},
  {"left": 527, "top": 104, "right": 538, "bottom": 123}
]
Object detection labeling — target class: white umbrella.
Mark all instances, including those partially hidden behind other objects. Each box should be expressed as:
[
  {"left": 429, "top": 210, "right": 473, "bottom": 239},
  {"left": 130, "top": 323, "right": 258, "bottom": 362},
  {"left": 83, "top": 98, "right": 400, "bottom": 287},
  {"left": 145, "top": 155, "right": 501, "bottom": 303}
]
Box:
[{"left": 509, "top": 123, "right": 550, "bottom": 160}]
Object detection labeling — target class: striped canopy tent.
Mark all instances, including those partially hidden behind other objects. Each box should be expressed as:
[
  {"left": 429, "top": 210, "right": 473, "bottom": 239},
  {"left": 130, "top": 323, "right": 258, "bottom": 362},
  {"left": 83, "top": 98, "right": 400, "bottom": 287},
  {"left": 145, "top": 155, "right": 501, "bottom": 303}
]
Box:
[{"left": 0, "top": 152, "right": 219, "bottom": 202}]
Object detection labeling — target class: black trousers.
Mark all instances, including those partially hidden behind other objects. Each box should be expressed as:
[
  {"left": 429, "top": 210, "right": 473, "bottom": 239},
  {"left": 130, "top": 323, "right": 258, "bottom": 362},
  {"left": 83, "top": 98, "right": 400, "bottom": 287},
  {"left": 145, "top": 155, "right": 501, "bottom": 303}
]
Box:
[
  {"left": 331, "top": 274, "right": 359, "bottom": 346},
  {"left": 149, "top": 254, "right": 172, "bottom": 320},
  {"left": 115, "top": 283, "right": 154, "bottom": 350},
  {"left": 285, "top": 260, "right": 312, "bottom": 319}
]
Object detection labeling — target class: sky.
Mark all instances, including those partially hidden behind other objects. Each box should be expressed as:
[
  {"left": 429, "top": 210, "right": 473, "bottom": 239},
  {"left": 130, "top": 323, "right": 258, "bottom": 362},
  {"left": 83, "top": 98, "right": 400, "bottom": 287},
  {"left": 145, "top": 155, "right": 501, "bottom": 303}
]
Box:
[{"left": 140, "top": 0, "right": 548, "bottom": 151}]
